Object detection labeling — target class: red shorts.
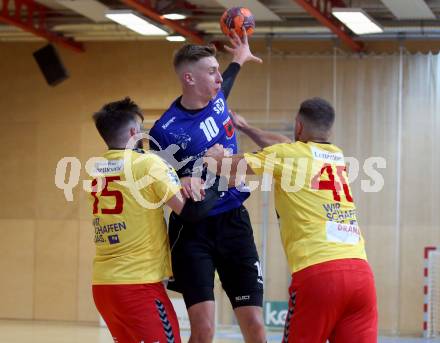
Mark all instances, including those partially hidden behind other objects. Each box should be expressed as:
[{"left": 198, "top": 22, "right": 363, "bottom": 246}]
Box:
[
  {"left": 92, "top": 282, "right": 181, "bottom": 343},
  {"left": 283, "top": 258, "right": 378, "bottom": 343}
]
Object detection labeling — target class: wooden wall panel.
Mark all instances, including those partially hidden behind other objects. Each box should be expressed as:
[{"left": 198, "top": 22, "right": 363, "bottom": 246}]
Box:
[
  {"left": 0, "top": 125, "right": 37, "bottom": 219},
  {"left": 362, "top": 225, "right": 400, "bottom": 334},
  {"left": 36, "top": 122, "right": 82, "bottom": 220},
  {"left": 77, "top": 221, "right": 99, "bottom": 322},
  {"left": 262, "top": 223, "right": 290, "bottom": 301},
  {"left": 34, "top": 220, "right": 79, "bottom": 320},
  {"left": 0, "top": 220, "right": 35, "bottom": 319}
]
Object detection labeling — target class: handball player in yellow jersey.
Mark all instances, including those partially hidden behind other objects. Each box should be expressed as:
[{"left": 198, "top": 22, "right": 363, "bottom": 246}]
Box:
[
  {"left": 205, "top": 97, "right": 378, "bottom": 343},
  {"left": 90, "top": 97, "right": 222, "bottom": 343}
]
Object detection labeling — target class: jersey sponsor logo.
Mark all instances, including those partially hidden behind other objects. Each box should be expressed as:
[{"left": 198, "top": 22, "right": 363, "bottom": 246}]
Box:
[
  {"left": 223, "top": 117, "right": 235, "bottom": 139},
  {"left": 94, "top": 235, "right": 105, "bottom": 243},
  {"left": 108, "top": 234, "right": 120, "bottom": 244},
  {"left": 235, "top": 295, "right": 250, "bottom": 301},
  {"left": 93, "top": 218, "right": 127, "bottom": 244},
  {"left": 162, "top": 116, "right": 176, "bottom": 130},
  {"left": 326, "top": 221, "right": 360, "bottom": 245},
  {"left": 322, "top": 203, "right": 357, "bottom": 222},
  {"left": 93, "top": 159, "right": 124, "bottom": 175},
  {"left": 213, "top": 98, "right": 225, "bottom": 115},
  {"left": 311, "top": 146, "right": 344, "bottom": 165}
]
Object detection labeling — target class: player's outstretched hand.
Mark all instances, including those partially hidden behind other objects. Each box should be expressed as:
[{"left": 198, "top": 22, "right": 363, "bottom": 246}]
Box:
[
  {"left": 224, "top": 27, "right": 262, "bottom": 66},
  {"left": 229, "top": 110, "right": 249, "bottom": 131},
  {"left": 180, "top": 177, "right": 206, "bottom": 201}
]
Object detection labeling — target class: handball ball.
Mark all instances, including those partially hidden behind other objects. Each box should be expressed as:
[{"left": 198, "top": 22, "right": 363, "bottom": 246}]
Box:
[{"left": 220, "top": 7, "right": 255, "bottom": 38}]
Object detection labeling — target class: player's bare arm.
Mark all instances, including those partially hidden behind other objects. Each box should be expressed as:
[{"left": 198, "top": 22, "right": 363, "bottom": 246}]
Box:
[
  {"left": 165, "top": 191, "right": 187, "bottom": 215},
  {"left": 204, "top": 143, "right": 255, "bottom": 188},
  {"left": 230, "top": 110, "right": 291, "bottom": 148}
]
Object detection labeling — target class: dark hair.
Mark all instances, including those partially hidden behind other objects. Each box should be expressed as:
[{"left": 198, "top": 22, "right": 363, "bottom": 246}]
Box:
[
  {"left": 173, "top": 44, "right": 217, "bottom": 69},
  {"left": 92, "top": 97, "right": 144, "bottom": 147},
  {"left": 298, "top": 97, "right": 335, "bottom": 132}
]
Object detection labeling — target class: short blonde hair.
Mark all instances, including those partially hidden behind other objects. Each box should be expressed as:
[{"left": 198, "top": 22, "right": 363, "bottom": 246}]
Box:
[{"left": 173, "top": 44, "right": 217, "bottom": 69}]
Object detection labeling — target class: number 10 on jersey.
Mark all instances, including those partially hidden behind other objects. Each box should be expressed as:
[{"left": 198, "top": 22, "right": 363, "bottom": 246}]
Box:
[{"left": 200, "top": 117, "right": 219, "bottom": 142}]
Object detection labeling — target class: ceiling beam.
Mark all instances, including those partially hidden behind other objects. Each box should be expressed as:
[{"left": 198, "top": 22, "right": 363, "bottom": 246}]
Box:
[
  {"left": 0, "top": 0, "right": 84, "bottom": 52},
  {"left": 294, "top": 0, "right": 364, "bottom": 52},
  {"left": 56, "top": 0, "right": 111, "bottom": 23},
  {"left": 121, "top": 0, "right": 204, "bottom": 44}
]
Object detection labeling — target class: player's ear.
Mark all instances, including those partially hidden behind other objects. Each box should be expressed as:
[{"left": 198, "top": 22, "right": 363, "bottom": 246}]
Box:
[
  {"left": 183, "top": 71, "right": 195, "bottom": 85},
  {"left": 295, "top": 116, "right": 303, "bottom": 140},
  {"left": 129, "top": 126, "right": 137, "bottom": 137}
]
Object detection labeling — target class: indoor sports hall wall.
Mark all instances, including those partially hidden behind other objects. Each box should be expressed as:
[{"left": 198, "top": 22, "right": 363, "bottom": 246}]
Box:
[{"left": 0, "top": 41, "right": 438, "bottom": 336}]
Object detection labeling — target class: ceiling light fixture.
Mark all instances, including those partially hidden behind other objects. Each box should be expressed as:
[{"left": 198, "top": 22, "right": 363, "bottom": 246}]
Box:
[
  {"left": 163, "top": 13, "right": 187, "bottom": 20},
  {"left": 166, "top": 35, "right": 186, "bottom": 42},
  {"left": 105, "top": 10, "right": 168, "bottom": 36},
  {"left": 332, "top": 8, "right": 383, "bottom": 35}
]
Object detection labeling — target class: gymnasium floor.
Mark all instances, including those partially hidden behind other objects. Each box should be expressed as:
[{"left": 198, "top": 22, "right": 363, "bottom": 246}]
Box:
[{"left": 0, "top": 320, "right": 439, "bottom": 343}]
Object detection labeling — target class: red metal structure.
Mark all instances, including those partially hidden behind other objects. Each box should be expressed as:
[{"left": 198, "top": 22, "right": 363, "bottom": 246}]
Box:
[
  {"left": 295, "top": 0, "right": 365, "bottom": 52},
  {"left": 122, "top": 0, "right": 204, "bottom": 44},
  {"left": 0, "top": 0, "right": 84, "bottom": 52},
  {"left": 423, "top": 246, "right": 439, "bottom": 337}
]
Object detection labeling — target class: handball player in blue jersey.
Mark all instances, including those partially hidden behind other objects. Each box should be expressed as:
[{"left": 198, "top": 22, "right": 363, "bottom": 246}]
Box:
[{"left": 149, "top": 30, "right": 266, "bottom": 343}]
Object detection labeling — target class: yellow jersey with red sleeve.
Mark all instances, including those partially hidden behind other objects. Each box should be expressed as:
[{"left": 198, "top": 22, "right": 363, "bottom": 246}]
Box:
[
  {"left": 89, "top": 149, "right": 181, "bottom": 285},
  {"left": 244, "top": 141, "right": 367, "bottom": 274}
]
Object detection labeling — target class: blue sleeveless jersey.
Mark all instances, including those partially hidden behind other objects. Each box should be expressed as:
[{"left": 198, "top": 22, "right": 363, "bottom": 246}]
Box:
[{"left": 149, "top": 90, "right": 250, "bottom": 216}]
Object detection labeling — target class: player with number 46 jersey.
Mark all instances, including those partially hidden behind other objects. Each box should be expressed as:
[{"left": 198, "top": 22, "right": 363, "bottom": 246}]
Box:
[
  {"left": 246, "top": 141, "right": 367, "bottom": 273},
  {"left": 205, "top": 97, "right": 378, "bottom": 343}
]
